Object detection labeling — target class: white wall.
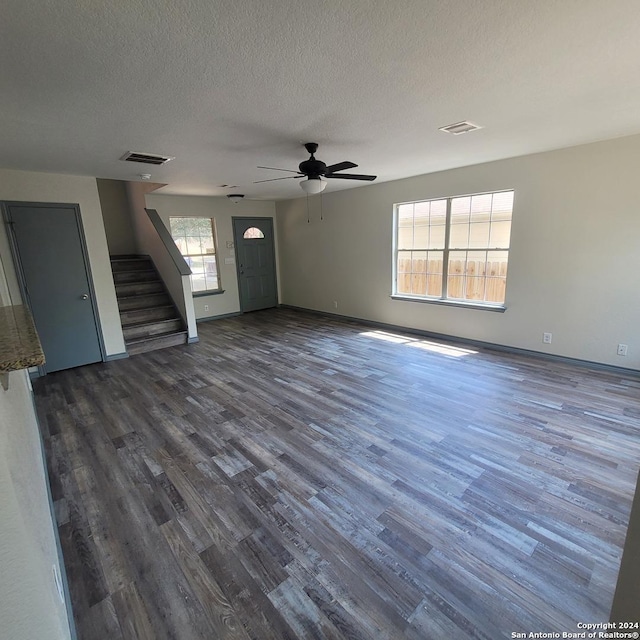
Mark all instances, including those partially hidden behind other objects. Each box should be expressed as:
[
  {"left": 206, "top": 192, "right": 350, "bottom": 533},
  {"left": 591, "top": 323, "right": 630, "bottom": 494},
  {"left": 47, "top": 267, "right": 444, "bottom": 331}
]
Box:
[
  {"left": 146, "top": 193, "right": 278, "bottom": 320},
  {"left": 276, "top": 134, "right": 640, "bottom": 370},
  {"left": 0, "top": 169, "right": 126, "bottom": 357}
]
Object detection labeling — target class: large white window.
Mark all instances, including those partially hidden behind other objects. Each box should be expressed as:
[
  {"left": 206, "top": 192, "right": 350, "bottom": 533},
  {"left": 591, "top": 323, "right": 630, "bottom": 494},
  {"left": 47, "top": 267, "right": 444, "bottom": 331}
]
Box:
[
  {"left": 169, "top": 217, "right": 221, "bottom": 294},
  {"left": 394, "top": 190, "right": 514, "bottom": 307}
]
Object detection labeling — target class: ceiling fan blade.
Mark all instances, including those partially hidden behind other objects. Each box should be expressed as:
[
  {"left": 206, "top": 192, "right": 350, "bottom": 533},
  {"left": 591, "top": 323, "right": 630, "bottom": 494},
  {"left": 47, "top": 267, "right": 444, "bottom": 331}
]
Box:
[
  {"left": 253, "top": 175, "right": 303, "bottom": 183},
  {"left": 324, "top": 161, "right": 357, "bottom": 173},
  {"left": 325, "top": 173, "right": 377, "bottom": 181},
  {"left": 257, "top": 166, "right": 301, "bottom": 173}
]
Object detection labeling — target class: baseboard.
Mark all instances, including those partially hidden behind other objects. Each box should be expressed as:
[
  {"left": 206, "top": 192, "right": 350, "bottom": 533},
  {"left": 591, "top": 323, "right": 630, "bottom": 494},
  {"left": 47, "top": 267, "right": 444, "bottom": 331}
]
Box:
[
  {"left": 280, "top": 304, "right": 640, "bottom": 377},
  {"left": 196, "top": 311, "right": 242, "bottom": 323},
  {"left": 105, "top": 351, "right": 129, "bottom": 361}
]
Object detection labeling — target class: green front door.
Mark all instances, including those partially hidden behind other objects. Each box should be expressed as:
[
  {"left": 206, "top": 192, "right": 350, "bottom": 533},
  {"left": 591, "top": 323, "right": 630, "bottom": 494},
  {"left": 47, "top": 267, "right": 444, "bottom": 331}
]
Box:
[{"left": 232, "top": 217, "right": 277, "bottom": 312}]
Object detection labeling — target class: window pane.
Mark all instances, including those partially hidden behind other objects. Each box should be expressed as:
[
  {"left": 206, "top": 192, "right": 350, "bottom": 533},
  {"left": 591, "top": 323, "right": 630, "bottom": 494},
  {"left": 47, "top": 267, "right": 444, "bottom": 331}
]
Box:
[
  {"left": 196, "top": 218, "right": 212, "bottom": 234},
  {"left": 485, "top": 277, "right": 506, "bottom": 303},
  {"left": 413, "top": 225, "right": 429, "bottom": 248},
  {"left": 397, "top": 251, "right": 411, "bottom": 273},
  {"left": 169, "top": 218, "right": 185, "bottom": 235},
  {"left": 470, "top": 193, "right": 492, "bottom": 221},
  {"left": 448, "top": 251, "right": 465, "bottom": 299},
  {"left": 447, "top": 275, "right": 464, "bottom": 299},
  {"left": 397, "top": 227, "right": 413, "bottom": 250},
  {"left": 397, "top": 251, "right": 411, "bottom": 294},
  {"left": 426, "top": 251, "right": 443, "bottom": 274},
  {"left": 468, "top": 222, "right": 490, "bottom": 248},
  {"left": 411, "top": 251, "right": 427, "bottom": 275},
  {"left": 449, "top": 223, "right": 469, "bottom": 249},
  {"left": 393, "top": 191, "right": 511, "bottom": 304},
  {"left": 170, "top": 216, "right": 220, "bottom": 292},
  {"left": 426, "top": 275, "right": 442, "bottom": 297},
  {"left": 466, "top": 251, "right": 486, "bottom": 277},
  {"left": 203, "top": 255, "right": 218, "bottom": 278},
  {"left": 190, "top": 258, "right": 205, "bottom": 275},
  {"left": 465, "top": 276, "right": 486, "bottom": 300},
  {"left": 243, "top": 227, "right": 264, "bottom": 239},
  {"left": 451, "top": 196, "right": 471, "bottom": 224},
  {"left": 492, "top": 191, "right": 514, "bottom": 216},
  {"left": 398, "top": 204, "right": 413, "bottom": 226},
  {"left": 489, "top": 220, "right": 511, "bottom": 248},
  {"left": 487, "top": 251, "right": 509, "bottom": 277},
  {"left": 430, "top": 199, "right": 447, "bottom": 221},
  {"left": 414, "top": 201, "right": 430, "bottom": 226},
  {"left": 428, "top": 225, "right": 445, "bottom": 249},
  {"left": 411, "top": 274, "right": 427, "bottom": 295},
  {"left": 186, "top": 236, "right": 203, "bottom": 254}
]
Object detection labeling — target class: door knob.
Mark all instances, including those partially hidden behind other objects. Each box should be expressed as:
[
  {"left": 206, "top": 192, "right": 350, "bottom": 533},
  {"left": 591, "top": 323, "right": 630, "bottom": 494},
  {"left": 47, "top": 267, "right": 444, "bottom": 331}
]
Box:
[{"left": 80, "top": 294, "right": 89, "bottom": 300}]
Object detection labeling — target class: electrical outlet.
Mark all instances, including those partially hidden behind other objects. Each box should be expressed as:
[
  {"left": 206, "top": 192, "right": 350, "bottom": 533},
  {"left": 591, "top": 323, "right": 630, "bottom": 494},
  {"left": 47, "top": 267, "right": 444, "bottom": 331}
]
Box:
[
  {"left": 204, "top": 304, "right": 209, "bottom": 312},
  {"left": 543, "top": 332, "right": 552, "bottom": 344},
  {"left": 333, "top": 301, "right": 338, "bottom": 309},
  {"left": 617, "top": 343, "right": 628, "bottom": 356}
]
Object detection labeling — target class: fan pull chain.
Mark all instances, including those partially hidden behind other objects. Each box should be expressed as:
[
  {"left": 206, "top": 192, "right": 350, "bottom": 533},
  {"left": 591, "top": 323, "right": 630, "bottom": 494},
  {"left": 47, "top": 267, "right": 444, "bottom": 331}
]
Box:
[
  {"left": 306, "top": 193, "right": 310, "bottom": 223},
  {"left": 320, "top": 194, "right": 323, "bottom": 221}
]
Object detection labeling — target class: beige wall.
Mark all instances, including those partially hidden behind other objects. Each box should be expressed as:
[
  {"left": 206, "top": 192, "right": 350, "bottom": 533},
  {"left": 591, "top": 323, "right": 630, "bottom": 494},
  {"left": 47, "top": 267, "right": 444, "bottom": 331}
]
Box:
[
  {"left": 0, "top": 269, "right": 72, "bottom": 639},
  {"left": 96, "top": 178, "right": 137, "bottom": 255},
  {"left": 0, "top": 169, "right": 126, "bottom": 356},
  {"left": 0, "top": 371, "right": 72, "bottom": 640},
  {"left": 146, "top": 193, "right": 278, "bottom": 320},
  {"left": 276, "top": 134, "right": 640, "bottom": 370}
]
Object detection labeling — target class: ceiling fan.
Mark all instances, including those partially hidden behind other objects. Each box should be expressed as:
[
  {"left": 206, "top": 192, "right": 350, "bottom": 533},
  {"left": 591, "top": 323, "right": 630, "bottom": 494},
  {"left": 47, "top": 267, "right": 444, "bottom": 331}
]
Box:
[{"left": 255, "top": 142, "right": 377, "bottom": 194}]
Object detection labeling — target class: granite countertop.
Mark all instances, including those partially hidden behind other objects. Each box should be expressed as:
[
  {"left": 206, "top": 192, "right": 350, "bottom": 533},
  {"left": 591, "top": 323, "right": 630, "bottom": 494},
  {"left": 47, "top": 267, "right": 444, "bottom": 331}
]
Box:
[{"left": 0, "top": 304, "right": 45, "bottom": 372}]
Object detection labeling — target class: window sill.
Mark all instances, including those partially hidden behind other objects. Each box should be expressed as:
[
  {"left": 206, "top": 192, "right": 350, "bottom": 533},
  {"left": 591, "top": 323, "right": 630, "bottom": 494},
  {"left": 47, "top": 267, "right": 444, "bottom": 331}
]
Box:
[
  {"left": 193, "top": 289, "right": 225, "bottom": 298},
  {"left": 391, "top": 294, "right": 506, "bottom": 312}
]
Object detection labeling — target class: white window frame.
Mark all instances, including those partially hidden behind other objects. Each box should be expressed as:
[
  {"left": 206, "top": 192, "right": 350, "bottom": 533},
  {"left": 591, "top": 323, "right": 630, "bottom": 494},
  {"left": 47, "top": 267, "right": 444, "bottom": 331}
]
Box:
[
  {"left": 169, "top": 216, "right": 222, "bottom": 296},
  {"left": 392, "top": 190, "right": 514, "bottom": 311}
]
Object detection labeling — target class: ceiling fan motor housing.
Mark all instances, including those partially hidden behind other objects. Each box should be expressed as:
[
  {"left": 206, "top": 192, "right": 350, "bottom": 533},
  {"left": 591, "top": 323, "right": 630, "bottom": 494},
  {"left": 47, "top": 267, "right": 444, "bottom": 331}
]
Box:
[{"left": 298, "top": 158, "right": 326, "bottom": 178}]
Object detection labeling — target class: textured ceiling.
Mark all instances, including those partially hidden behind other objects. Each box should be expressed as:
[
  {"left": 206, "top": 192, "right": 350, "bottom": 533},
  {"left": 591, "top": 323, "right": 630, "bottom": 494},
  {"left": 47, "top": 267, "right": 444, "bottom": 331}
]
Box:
[{"left": 2, "top": 0, "right": 640, "bottom": 200}]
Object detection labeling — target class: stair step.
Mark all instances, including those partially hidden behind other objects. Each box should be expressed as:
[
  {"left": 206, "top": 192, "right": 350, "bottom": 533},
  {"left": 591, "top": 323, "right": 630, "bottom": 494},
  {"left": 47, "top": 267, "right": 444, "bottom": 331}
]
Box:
[
  {"left": 113, "top": 270, "right": 160, "bottom": 284},
  {"left": 126, "top": 330, "right": 188, "bottom": 355},
  {"left": 117, "top": 292, "right": 171, "bottom": 311},
  {"left": 115, "top": 281, "right": 165, "bottom": 297},
  {"left": 123, "top": 318, "right": 183, "bottom": 341},
  {"left": 120, "top": 305, "right": 178, "bottom": 325},
  {"left": 111, "top": 258, "right": 153, "bottom": 272},
  {"left": 110, "top": 254, "right": 149, "bottom": 260}
]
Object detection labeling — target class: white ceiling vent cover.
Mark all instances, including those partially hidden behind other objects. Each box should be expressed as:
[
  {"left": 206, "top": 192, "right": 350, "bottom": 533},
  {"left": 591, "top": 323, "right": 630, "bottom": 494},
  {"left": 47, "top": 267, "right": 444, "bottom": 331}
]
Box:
[
  {"left": 120, "top": 151, "right": 175, "bottom": 165},
  {"left": 438, "top": 121, "right": 483, "bottom": 135}
]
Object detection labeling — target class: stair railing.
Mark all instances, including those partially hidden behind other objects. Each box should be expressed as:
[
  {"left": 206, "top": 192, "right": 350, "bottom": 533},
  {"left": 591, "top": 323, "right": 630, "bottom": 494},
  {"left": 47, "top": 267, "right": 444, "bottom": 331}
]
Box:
[{"left": 141, "top": 208, "right": 197, "bottom": 343}]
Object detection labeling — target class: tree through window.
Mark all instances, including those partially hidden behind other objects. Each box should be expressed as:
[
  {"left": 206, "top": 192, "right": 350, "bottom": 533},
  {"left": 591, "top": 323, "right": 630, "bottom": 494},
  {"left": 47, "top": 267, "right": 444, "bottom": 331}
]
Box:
[{"left": 169, "top": 217, "right": 221, "bottom": 294}]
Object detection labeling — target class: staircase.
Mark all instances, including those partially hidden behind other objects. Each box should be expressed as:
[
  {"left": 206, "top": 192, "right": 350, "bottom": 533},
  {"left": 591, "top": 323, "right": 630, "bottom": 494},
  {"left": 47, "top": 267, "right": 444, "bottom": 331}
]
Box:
[{"left": 111, "top": 255, "right": 188, "bottom": 355}]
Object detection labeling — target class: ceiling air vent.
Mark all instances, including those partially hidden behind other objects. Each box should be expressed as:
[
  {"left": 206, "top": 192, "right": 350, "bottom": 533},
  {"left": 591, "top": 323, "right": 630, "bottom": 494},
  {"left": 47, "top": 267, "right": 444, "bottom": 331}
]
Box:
[
  {"left": 120, "top": 151, "right": 174, "bottom": 165},
  {"left": 438, "top": 121, "right": 482, "bottom": 135}
]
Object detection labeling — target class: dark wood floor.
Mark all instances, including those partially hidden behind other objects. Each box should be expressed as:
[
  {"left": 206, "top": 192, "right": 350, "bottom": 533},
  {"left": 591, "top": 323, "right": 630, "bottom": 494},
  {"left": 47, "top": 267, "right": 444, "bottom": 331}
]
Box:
[{"left": 35, "top": 308, "right": 640, "bottom": 639}]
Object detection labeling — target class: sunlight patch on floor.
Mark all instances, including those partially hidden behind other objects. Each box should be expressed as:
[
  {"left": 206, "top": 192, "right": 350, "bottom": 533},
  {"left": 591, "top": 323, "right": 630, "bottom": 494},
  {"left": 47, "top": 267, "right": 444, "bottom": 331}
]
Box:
[{"left": 360, "top": 330, "right": 477, "bottom": 357}]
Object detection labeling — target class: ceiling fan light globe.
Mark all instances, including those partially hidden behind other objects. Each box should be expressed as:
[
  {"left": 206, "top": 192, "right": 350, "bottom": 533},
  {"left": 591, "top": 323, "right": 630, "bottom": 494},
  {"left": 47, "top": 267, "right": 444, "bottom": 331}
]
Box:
[
  {"left": 300, "top": 178, "right": 327, "bottom": 195},
  {"left": 227, "top": 194, "right": 244, "bottom": 203}
]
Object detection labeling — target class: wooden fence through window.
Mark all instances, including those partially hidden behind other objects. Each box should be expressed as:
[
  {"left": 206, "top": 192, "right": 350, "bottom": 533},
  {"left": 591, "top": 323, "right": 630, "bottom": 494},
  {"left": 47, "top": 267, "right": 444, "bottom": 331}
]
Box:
[{"left": 397, "top": 258, "right": 507, "bottom": 303}]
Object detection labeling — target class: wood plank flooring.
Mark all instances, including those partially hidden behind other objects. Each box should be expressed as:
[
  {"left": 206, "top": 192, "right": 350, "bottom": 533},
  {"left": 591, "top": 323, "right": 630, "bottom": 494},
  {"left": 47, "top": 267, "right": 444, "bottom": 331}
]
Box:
[{"left": 34, "top": 308, "right": 640, "bottom": 639}]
